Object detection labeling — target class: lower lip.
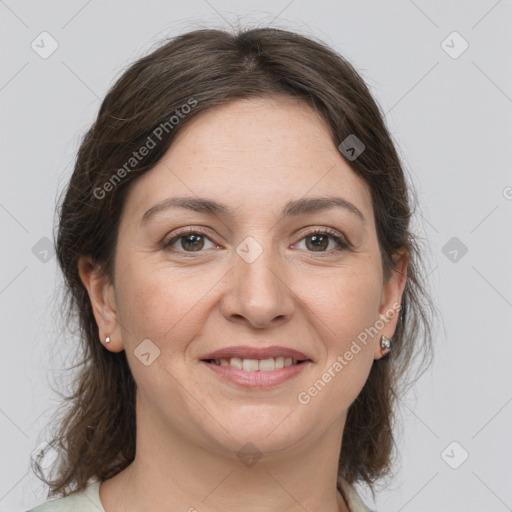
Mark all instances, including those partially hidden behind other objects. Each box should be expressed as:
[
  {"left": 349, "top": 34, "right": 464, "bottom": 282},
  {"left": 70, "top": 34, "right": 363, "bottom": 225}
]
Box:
[{"left": 201, "top": 360, "right": 312, "bottom": 388}]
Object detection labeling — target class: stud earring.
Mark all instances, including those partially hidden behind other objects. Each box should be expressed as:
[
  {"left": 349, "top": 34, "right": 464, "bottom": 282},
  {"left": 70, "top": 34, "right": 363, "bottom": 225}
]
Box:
[
  {"left": 104, "top": 336, "right": 111, "bottom": 344},
  {"left": 380, "top": 335, "right": 391, "bottom": 356}
]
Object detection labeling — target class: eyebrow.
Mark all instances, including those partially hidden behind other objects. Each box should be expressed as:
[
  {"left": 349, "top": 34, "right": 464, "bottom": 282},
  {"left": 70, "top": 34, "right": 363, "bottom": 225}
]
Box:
[{"left": 140, "top": 196, "right": 366, "bottom": 225}]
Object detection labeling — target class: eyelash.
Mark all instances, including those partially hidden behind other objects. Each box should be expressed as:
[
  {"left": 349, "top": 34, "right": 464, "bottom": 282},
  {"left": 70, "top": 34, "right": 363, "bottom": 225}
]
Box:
[{"left": 163, "top": 227, "right": 351, "bottom": 256}]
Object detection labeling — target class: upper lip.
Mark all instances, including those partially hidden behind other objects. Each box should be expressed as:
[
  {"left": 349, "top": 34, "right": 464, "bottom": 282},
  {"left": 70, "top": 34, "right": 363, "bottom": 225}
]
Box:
[{"left": 200, "top": 346, "right": 312, "bottom": 361}]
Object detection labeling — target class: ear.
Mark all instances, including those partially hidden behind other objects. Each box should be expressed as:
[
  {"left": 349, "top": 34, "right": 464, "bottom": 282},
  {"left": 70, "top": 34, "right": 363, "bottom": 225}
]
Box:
[
  {"left": 373, "top": 248, "right": 408, "bottom": 360},
  {"left": 78, "top": 256, "right": 124, "bottom": 353}
]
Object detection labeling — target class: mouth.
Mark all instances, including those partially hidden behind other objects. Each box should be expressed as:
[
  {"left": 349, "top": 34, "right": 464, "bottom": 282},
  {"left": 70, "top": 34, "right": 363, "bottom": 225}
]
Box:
[
  {"left": 201, "top": 356, "right": 310, "bottom": 372},
  {"left": 199, "top": 346, "right": 313, "bottom": 388},
  {"left": 200, "top": 356, "right": 312, "bottom": 388}
]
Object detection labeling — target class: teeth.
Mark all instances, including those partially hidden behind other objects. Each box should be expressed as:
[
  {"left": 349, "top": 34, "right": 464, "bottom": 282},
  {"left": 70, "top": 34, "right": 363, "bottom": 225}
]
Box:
[
  {"left": 230, "top": 357, "right": 243, "bottom": 370},
  {"left": 211, "top": 356, "right": 300, "bottom": 371},
  {"left": 243, "top": 358, "right": 259, "bottom": 371}
]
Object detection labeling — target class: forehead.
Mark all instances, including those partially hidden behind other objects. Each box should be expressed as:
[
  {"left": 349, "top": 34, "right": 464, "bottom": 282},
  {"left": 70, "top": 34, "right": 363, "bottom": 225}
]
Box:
[
  {"left": 122, "top": 97, "right": 373, "bottom": 224},
  {"left": 177, "top": 95, "right": 336, "bottom": 160}
]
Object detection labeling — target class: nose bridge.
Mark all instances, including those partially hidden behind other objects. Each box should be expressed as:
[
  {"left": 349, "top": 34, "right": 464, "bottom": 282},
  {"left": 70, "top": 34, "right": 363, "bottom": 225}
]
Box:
[{"left": 222, "top": 233, "right": 294, "bottom": 327}]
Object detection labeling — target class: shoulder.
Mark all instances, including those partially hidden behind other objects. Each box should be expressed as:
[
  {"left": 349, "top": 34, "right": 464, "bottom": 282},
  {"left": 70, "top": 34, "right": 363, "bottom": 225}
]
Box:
[
  {"left": 27, "top": 482, "right": 104, "bottom": 512},
  {"left": 338, "top": 476, "right": 375, "bottom": 512}
]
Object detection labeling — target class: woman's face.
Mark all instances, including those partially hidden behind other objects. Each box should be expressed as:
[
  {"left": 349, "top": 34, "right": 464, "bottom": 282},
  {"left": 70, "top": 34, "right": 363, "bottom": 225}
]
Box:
[{"left": 83, "top": 96, "right": 406, "bottom": 458}]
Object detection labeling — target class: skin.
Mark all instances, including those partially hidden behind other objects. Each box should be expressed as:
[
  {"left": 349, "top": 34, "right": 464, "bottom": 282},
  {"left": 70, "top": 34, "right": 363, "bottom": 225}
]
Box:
[{"left": 79, "top": 96, "right": 407, "bottom": 512}]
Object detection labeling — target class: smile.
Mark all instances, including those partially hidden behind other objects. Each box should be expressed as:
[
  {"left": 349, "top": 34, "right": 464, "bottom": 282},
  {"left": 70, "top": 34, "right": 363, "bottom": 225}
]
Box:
[
  {"left": 201, "top": 359, "right": 311, "bottom": 388},
  {"left": 203, "top": 356, "right": 304, "bottom": 371}
]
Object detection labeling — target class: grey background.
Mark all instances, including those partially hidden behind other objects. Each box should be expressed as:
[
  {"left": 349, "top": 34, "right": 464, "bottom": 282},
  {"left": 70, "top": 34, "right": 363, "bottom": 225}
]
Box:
[{"left": 1, "top": 1, "right": 511, "bottom": 511}]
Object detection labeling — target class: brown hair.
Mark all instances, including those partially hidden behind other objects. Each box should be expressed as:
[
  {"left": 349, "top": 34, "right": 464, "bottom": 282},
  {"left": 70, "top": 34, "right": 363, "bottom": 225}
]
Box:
[{"left": 33, "top": 26, "right": 435, "bottom": 498}]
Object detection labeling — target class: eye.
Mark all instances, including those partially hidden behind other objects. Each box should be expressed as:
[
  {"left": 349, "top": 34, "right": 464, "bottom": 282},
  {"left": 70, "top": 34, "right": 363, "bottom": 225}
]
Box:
[
  {"left": 163, "top": 227, "right": 351, "bottom": 255},
  {"left": 294, "top": 228, "right": 350, "bottom": 253},
  {"left": 164, "top": 229, "right": 217, "bottom": 252}
]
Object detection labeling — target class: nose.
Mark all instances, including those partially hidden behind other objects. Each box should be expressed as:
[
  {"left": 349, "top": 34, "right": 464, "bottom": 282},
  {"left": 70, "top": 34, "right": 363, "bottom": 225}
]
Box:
[{"left": 220, "top": 242, "right": 295, "bottom": 329}]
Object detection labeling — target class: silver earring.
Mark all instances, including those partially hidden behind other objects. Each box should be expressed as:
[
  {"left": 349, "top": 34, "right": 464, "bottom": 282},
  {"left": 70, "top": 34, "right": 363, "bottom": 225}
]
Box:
[
  {"left": 104, "top": 336, "right": 111, "bottom": 344},
  {"left": 380, "top": 335, "right": 391, "bottom": 356}
]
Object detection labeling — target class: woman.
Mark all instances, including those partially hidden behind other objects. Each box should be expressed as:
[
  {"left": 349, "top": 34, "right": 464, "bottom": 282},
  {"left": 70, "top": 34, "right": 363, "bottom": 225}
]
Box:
[{"left": 29, "top": 26, "right": 433, "bottom": 512}]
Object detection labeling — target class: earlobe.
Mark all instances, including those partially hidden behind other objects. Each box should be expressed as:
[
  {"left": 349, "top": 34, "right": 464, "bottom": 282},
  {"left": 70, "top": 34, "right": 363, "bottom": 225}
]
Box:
[
  {"left": 78, "top": 256, "right": 123, "bottom": 352},
  {"left": 374, "top": 335, "right": 392, "bottom": 360},
  {"left": 374, "top": 248, "right": 408, "bottom": 360}
]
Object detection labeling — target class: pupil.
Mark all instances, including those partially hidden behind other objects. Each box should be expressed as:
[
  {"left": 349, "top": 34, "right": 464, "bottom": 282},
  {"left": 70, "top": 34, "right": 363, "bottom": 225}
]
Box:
[
  {"left": 307, "top": 234, "right": 328, "bottom": 251},
  {"left": 183, "top": 234, "right": 204, "bottom": 251}
]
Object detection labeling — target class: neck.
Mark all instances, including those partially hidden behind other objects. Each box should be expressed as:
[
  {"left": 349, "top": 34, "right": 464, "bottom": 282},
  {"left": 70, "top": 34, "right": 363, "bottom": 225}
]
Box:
[{"left": 100, "top": 392, "right": 351, "bottom": 512}]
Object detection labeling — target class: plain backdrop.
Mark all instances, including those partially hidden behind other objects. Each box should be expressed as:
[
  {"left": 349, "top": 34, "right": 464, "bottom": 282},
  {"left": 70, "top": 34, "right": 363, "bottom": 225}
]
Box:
[{"left": 1, "top": 1, "right": 511, "bottom": 511}]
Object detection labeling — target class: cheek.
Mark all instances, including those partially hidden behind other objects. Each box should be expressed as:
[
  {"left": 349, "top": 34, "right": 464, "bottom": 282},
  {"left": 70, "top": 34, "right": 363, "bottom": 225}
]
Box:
[
  {"left": 298, "top": 261, "right": 382, "bottom": 397},
  {"left": 335, "top": 276, "right": 382, "bottom": 344},
  {"left": 304, "top": 260, "right": 382, "bottom": 344},
  {"left": 114, "top": 259, "right": 218, "bottom": 350}
]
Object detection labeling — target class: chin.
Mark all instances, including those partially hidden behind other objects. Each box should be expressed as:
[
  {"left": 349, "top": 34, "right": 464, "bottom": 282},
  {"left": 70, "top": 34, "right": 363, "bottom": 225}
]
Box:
[{"left": 205, "top": 407, "right": 309, "bottom": 455}]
